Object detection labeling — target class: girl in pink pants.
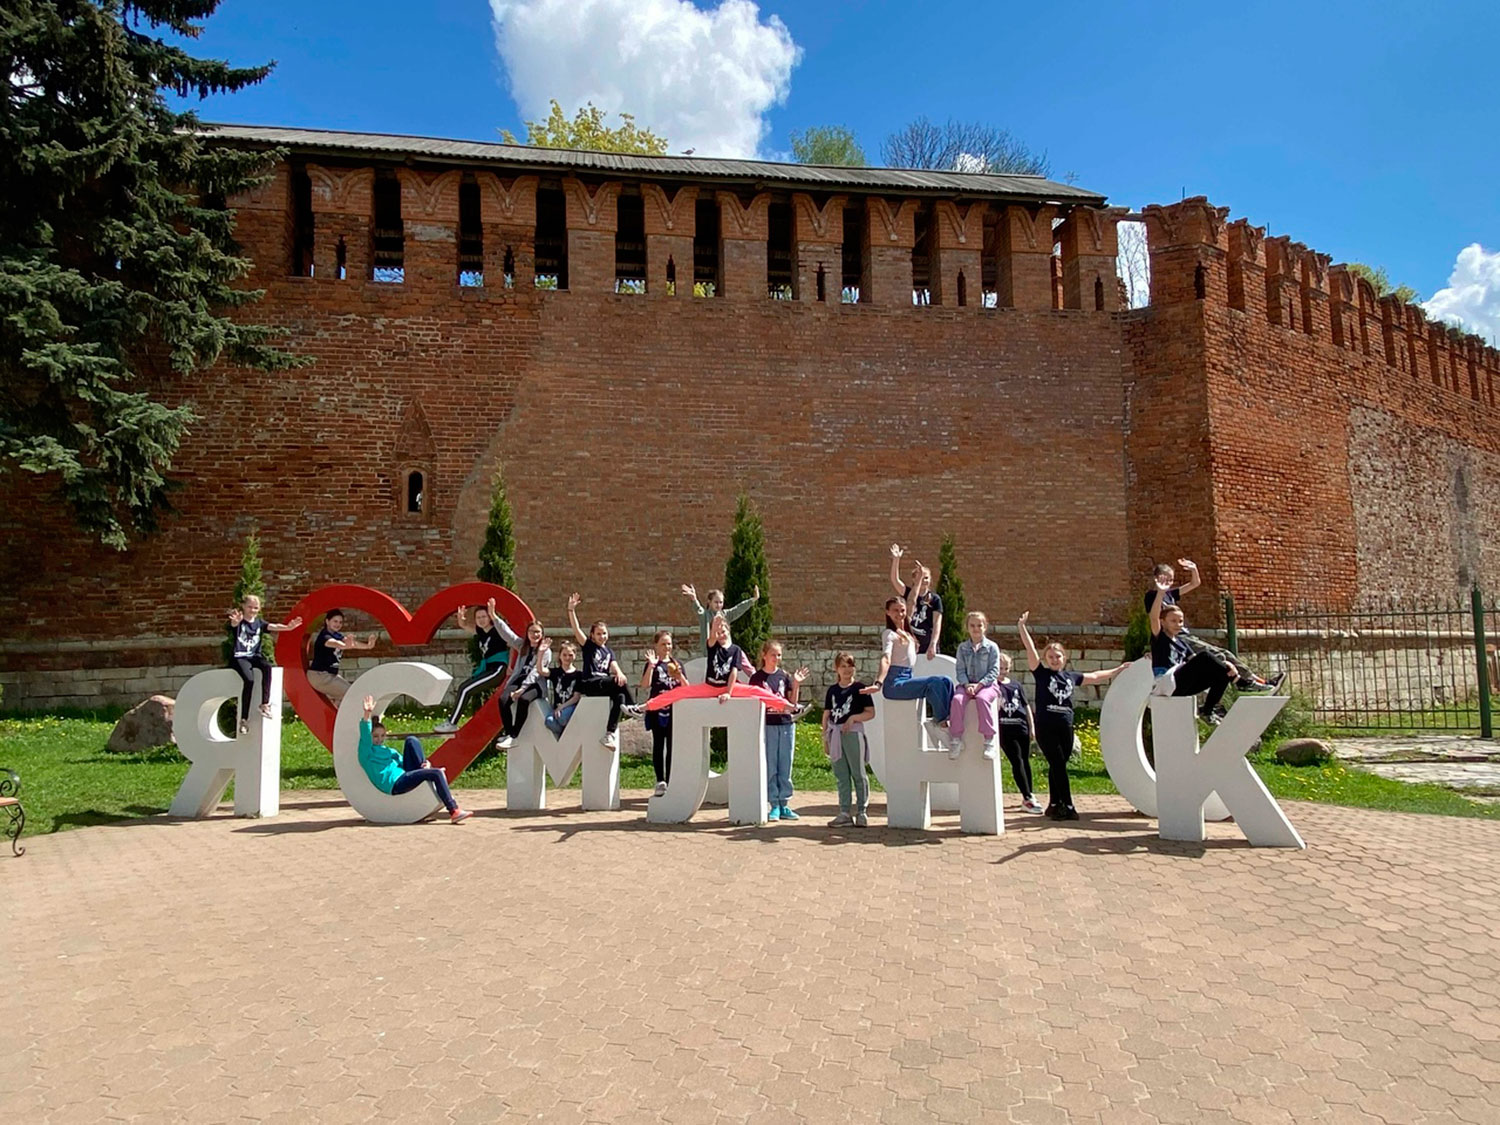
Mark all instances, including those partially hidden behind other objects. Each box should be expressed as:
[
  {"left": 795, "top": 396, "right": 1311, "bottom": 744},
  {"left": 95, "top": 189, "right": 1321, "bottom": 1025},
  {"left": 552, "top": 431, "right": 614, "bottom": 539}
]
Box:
[{"left": 947, "top": 611, "right": 1003, "bottom": 761}]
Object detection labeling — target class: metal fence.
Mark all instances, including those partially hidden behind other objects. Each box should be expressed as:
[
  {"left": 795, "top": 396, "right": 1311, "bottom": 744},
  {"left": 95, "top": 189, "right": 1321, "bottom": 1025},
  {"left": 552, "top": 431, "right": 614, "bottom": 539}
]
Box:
[{"left": 1225, "top": 589, "right": 1496, "bottom": 736}]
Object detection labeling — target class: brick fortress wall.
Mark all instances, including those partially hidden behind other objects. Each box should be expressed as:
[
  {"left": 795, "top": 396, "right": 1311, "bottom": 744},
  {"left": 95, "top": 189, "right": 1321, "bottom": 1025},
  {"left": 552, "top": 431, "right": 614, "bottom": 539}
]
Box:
[
  {"left": 0, "top": 159, "right": 1133, "bottom": 708},
  {"left": 5, "top": 158, "right": 1500, "bottom": 710}
]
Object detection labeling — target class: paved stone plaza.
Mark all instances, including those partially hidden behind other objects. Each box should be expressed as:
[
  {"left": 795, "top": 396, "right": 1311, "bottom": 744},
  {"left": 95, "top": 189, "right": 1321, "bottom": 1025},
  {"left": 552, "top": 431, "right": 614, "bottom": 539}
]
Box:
[{"left": 4, "top": 790, "right": 1500, "bottom": 1123}]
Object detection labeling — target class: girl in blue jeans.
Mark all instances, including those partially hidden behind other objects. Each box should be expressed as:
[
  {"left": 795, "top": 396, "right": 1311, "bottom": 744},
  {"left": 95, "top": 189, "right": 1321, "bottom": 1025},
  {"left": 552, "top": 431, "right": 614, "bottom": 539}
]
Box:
[
  {"left": 878, "top": 597, "right": 954, "bottom": 737},
  {"left": 749, "top": 639, "right": 809, "bottom": 820},
  {"left": 358, "top": 696, "right": 472, "bottom": 823}
]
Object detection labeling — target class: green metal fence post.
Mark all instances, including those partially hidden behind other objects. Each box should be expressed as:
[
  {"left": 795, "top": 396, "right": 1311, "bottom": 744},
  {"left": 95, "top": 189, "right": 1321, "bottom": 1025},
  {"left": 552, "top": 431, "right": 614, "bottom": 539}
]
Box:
[
  {"left": 1474, "top": 586, "right": 1493, "bottom": 739},
  {"left": 1223, "top": 594, "right": 1238, "bottom": 654}
]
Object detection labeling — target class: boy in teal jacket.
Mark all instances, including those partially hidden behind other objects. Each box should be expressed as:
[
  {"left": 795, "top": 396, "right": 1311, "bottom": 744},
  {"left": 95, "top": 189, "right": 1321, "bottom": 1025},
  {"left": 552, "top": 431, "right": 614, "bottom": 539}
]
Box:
[{"left": 359, "top": 695, "right": 472, "bottom": 823}]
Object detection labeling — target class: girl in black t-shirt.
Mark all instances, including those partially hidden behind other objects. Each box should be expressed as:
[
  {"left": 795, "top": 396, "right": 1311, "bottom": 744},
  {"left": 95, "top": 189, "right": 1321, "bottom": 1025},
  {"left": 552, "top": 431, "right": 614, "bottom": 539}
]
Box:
[
  {"left": 1018, "top": 611, "right": 1127, "bottom": 821},
  {"left": 435, "top": 598, "right": 520, "bottom": 734},
  {"left": 994, "top": 653, "right": 1044, "bottom": 814},
  {"left": 566, "top": 593, "right": 640, "bottom": 750},
  {"left": 639, "top": 630, "right": 687, "bottom": 794},
  {"left": 225, "top": 595, "right": 303, "bottom": 733},
  {"left": 495, "top": 620, "right": 551, "bottom": 748},
  {"left": 1147, "top": 580, "right": 1240, "bottom": 724}
]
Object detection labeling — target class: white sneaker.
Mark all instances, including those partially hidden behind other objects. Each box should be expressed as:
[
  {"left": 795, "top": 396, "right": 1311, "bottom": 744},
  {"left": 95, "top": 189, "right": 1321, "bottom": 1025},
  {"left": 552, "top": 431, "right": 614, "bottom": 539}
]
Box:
[
  {"left": 433, "top": 721, "right": 460, "bottom": 734},
  {"left": 982, "top": 740, "right": 998, "bottom": 761},
  {"left": 947, "top": 738, "right": 963, "bottom": 760},
  {"left": 653, "top": 781, "right": 667, "bottom": 796},
  {"left": 495, "top": 735, "right": 514, "bottom": 749},
  {"left": 601, "top": 730, "right": 619, "bottom": 749},
  {"left": 622, "top": 704, "right": 646, "bottom": 720},
  {"left": 1023, "top": 796, "right": 1045, "bottom": 814}
]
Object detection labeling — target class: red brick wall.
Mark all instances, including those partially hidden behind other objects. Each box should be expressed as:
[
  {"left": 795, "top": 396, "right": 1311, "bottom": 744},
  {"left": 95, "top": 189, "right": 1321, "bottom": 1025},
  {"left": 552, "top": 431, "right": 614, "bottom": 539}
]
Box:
[{"left": 0, "top": 170, "right": 1134, "bottom": 663}]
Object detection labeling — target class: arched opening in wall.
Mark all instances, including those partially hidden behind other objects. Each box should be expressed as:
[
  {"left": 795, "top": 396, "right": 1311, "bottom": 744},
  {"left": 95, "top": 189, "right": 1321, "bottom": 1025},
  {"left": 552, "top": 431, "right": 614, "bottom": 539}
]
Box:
[
  {"left": 1095, "top": 275, "right": 1105, "bottom": 310},
  {"left": 693, "top": 197, "right": 719, "bottom": 297},
  {"left": 766, "top": 200, "right": 793, "bottom": 299},
  {"left": 503, "top": 246, "right": 515, "bottom": 288},
  {"left": 335, "top": 237, "right": 347, "bottom": 281},
  {"left": 405, "top": 470, "right": 426, "bottom": 515},
  {"left": 666, "top": 255, "right": 677, "bottom": 296},
  {"left": 841, "top": 204, "right": 864, "bottom": 303},
  {"left": 458, "top": 174, "right": 483, "bottom": 287},
  {"left": 1193, "top": 263, "right": 1207, "bottom": 300},
  {"left": 956, "top": 270, "right": 967, "bottom": 307},
  {"left": 534, "top": 184, "right": 568, "bottom": 290},
  {"left": 290, "top": 166, "right": 314, "bottom": 277},
  {"left": 371, "top": 169, "right": 404, "bottom": 283},
  {"left": 614, "top": 189, "right": 646, "bottom": 295},
  {"left": 816, "top": 263, "right": 827, "bottom": 302},
  {"left": 911, "top": 203, "right": 932, "bottom": 305}
]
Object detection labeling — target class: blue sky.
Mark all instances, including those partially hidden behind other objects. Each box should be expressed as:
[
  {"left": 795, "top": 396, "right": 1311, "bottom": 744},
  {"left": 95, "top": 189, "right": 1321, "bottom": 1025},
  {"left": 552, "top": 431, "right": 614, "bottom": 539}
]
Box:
[{"left": 170, "top": 0, "right": 1498, "bottom": 331}]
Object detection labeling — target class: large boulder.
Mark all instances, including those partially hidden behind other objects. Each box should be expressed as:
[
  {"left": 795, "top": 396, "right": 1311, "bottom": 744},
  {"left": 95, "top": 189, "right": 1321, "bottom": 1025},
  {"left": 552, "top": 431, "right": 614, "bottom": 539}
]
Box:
[
  {"left": 1274, "top": 738, "right": 1333, "bottom": 766},
  {"left": 107, "top": 695, "right": 176, "bottom": 752}
]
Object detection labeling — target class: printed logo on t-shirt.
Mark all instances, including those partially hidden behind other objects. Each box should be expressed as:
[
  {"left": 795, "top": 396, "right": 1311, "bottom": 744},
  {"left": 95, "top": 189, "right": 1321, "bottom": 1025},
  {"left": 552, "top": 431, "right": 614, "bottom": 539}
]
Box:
[
  {"left": 590, "top": 648, "right": 610, "bottom": 675},
  {"left": 707, "top": 646, "right": 737, "bottom": 683},
  {"left": 1000, "top": 692, "right": 1025, "bottom": 721},
  {"left": 1047, "top": 676, "right": 1075, "bottom": 706}
]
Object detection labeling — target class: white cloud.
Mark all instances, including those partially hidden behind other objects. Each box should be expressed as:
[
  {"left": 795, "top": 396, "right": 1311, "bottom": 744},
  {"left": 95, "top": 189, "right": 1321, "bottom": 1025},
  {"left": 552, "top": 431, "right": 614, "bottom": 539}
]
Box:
[
  {"left": 490, "top": 0, "right": 801, "bottom": 159},
  {"left": 1425, "top": 244, "right": 1500, "bottom": 344}
]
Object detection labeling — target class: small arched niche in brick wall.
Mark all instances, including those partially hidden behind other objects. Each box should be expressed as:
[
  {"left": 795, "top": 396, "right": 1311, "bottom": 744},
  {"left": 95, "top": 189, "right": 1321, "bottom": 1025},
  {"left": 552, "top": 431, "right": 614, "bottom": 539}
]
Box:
[
  {"left": 395, "top": 399, "right": 437, "bottom": 521},
  {"left": 398, "top": 465, "right": 432, "bottom": 519}
]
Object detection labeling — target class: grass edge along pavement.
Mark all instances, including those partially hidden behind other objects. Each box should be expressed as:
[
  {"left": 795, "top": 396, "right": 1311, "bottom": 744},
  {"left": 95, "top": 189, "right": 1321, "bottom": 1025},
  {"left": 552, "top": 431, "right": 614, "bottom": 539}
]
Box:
[{"left": 3, "top": 709, "right": 1498, "bottom": 838}]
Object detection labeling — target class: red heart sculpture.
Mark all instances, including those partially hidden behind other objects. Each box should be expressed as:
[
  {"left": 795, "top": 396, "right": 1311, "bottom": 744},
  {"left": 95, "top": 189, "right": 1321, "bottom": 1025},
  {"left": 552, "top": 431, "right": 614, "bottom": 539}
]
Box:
[{"left": 275, "top": 582, "right": 534, "bottom": 779}]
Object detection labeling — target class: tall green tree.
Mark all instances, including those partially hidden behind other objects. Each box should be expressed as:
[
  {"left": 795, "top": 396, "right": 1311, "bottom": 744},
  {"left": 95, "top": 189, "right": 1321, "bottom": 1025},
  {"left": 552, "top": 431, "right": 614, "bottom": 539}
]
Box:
[
  {"left": 221, "top": 526, "right": 270, "bottom": 663},
  {"left": 501, "top": 100, "right": 669, "bottom": 155},
  {"left": 934, "top": 534, "right": 966, "bottom": 654},
  {"left": 476, "top": 466, "right": 517, "bottom": 589},
  {"left": 1346, "top": 262, "right": 1419, "bottom": 305},
  {"left": 790, "top": 125, "right": 865, "bottom": 167},
  {"left": 2, "top": 1, "right": 306, "bottom": 549},
  {"left": 723, "top": 493, "right": 772, "bottom": 660}
]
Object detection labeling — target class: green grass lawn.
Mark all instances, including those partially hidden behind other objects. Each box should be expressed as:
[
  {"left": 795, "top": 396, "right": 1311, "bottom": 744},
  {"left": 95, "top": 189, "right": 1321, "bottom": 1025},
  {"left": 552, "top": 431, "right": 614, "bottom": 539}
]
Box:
[{"left": 2, "top": 710, "right": 1497, "bottom": 837}]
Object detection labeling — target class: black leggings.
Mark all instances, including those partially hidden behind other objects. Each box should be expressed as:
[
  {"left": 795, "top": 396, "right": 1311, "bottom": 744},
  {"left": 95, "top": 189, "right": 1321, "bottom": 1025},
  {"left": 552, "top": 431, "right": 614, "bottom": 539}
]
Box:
[
  {"left": 1036, "top": 722, "right": 1074, "bottom": 810},
  {"left": 231, "top": 654, "right": 273, "bottom": 720},
  {"left": 389, "top": 737, "right": 457, "bottom": 812},
  {"left": 500, "top": 693, "right": 534, "bottom": 739},
  {"left": 651, "top": 721, "right": 673, "bottom": 784},
  {"left": 448, "top": 661, "right": 508, "bottom": 725},
  {"left": 999, "top": 725, "right": 1033, "bottom": 799},
  {"left": 1182, "top": 634, "right": 1254, "bottom": 684},
  {"left": 576, "top": 675, "right": 635, "bottom": 732},
  {"left": 1169, "top": 653, "right": 1232, "bottom": 716}
]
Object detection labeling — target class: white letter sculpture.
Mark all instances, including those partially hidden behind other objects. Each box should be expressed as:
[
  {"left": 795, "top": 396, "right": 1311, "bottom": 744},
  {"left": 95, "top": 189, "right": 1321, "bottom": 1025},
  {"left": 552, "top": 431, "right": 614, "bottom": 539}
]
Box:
[
  {"left": 333, "top": 662, "right": 452, "bottom": 824},
  {"left": 864, "top": 654, "right": 961, "bottom": 813},
  {"left": 170, "top": 667, "right": 282, "bottom": 818},
  {"left": 1151, "top": 694, "right": 1305, "bottom": 848},
  {"left": 507, "top": 696, "right": 619, "bottom": 811},
  {"left": 648, "top": 696, "right": 768, "bottom": 826},
  {"left": 879, "top": 690, "right": 1004, "bottom": 834},
  {"left": 1099, "top": 658, "right": 1230, "bottom": 821}
]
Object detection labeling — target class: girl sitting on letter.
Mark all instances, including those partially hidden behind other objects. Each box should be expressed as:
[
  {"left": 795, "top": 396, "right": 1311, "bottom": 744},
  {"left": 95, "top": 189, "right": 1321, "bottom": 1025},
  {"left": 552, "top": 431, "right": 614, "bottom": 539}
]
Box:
[
  {"left": 359, "top": 695, "right": 472, "bottom": 823},
  {"left": 495, "top": 621, "right": 550, "bottom": 749},
  {"left": 948, "top": 611, "right": 1002, "bottom": 760},
  {"left": 434, "top": 597, "right": 519, "bottom": 734},
  {"left": 567, "top": 593, "right": 642, "bottom": 751},
  {"left": 226, "top": 595, "right": 302, "bottom": 733}
]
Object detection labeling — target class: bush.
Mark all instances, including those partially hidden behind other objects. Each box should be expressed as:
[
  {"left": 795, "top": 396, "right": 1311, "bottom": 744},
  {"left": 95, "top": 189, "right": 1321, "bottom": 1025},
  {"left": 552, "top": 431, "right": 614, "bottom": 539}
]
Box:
[
  {"left": 220, "top": 528, "right": 272, "bottom": 665},
  {"left": 723, "top": 492, "right": 772, "bottom": 659},
  {"left": 1122, "top": 604, "right": 1150, "bottom": 662},
  {"left": 934, "top": 533, "right": 966, "bottom": 654}
]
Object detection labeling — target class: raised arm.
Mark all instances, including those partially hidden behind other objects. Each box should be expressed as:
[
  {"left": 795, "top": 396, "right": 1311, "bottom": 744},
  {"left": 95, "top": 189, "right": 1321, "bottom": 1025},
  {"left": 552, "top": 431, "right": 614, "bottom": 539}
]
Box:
[
  {"left": 1017, "top": 611, "right": 1040, "bottom": 671},
  {"left": 638, "top": 650, "right": 657, "bottom": 694},
  {"left": 566, "top": 593, "right": 587, "bottom": 646},
  {"left": 488, "top": 598, "right": 521, "bottom": 647},
  {"left": 1148, "top": 578, "right": 1170, "bottom": 636},
  {"left": 680, "top": 583, "right": 705, "bottom": 616},
  {"left": 790, "top": 666, "right": 809, "bottom": 704},
  {"left": 267, "top": 615, "right": 304, "bottom": 634},
  {"left": 1176, "top": 559, "right": 1202, "bottom": 598},
  {"left": 724, "top": 585, "right": 759, "bottom": 623},
  {"left": 889, "top": 543, "right": 906, "bottom": 595}
]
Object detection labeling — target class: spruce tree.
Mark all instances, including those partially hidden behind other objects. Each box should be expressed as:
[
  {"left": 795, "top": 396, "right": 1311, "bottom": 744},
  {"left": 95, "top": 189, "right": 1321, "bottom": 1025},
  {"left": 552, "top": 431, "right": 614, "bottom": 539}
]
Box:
[
  {"left": 934, "top": 534, "right": 966, "bottom": 654},
  {"left": 1, "top": 2, "right": 306, "bottom": 549},
  {"left": 723, "top": 493, "right": 772, "bottom": 660},
  {"left": 221, "top": 527, "right": 271, "bottom": 663},
  {"left": 476, "top": 466, "right": 517, "bottom": 588}
]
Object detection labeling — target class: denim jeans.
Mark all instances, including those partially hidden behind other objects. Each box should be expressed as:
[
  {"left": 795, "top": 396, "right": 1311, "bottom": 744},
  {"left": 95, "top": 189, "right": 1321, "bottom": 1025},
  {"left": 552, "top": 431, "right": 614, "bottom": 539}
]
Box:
[
  {"left": 883, "top": 665, "right": 954, "bottom": 721},
  {"left": 544, "top": 702, "right": 577, "bottom": 737},
  {"left": 765, "top": 722, "right": 794, "bottom": 804},
  {"left": 389, "top": 736, "right": 457, "bottom": 812}
]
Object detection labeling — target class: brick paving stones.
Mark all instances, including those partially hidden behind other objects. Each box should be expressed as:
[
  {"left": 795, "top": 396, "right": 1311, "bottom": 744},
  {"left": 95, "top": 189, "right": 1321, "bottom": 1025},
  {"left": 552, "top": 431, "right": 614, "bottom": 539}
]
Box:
[{"left": 4, "top": 790, "right": 1500, "bottom": 1122}]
